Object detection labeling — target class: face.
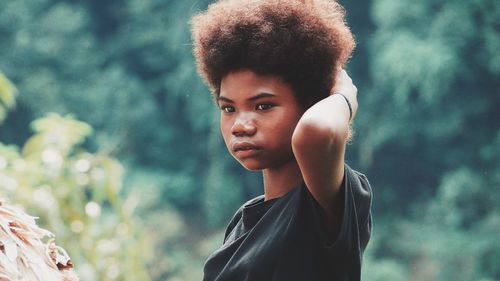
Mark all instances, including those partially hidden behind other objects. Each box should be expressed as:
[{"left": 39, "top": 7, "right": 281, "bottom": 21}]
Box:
[{"left": 218, "top": 69, "right": 304, "bottom": 171}]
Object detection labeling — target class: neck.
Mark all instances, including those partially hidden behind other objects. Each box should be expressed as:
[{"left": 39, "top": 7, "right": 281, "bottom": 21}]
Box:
[{"left": 262, "top": 160, "right": 303, "bottom": 201}]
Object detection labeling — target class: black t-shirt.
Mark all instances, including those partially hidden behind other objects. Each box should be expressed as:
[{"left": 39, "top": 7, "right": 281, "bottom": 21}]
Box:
[{"left": 203, "top": 164, "right": 372, "bottom": 281}]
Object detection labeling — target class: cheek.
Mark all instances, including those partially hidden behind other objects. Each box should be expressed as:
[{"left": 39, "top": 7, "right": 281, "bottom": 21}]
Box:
[
  {"left": 272, "top": 113, "right": 301, "bottom": 147},
  {"left": 220, "top": 117, "right": 232, "bottom": 144},
  {"left": 276, "top": 113, "right": 301, "bottom": 137}
]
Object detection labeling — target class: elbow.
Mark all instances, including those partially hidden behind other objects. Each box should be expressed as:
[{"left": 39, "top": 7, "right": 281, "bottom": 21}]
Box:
[{"left": 292, "top": 115, "right": 349, "bottom": 152}]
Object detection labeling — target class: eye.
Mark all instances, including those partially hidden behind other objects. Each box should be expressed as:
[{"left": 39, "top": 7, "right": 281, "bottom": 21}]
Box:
[
  {"left": 220, "top": 105, "right": 235, "bottom": 113},
  {"left": 256, "top": 103, "right": 274, "bottom": 110}
]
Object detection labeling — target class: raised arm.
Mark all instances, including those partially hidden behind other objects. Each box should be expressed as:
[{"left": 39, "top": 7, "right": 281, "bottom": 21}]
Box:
[{"left": 291, "top": 69, "right": 358, "bottom": 234}]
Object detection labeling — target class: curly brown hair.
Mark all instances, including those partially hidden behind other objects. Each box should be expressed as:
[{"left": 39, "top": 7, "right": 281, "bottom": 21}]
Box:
[{"left": 191, "top": 0, "right": 355, "bottom": 107}]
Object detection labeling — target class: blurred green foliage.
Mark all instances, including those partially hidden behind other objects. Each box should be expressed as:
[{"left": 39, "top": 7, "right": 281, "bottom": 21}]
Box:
[
  {"left": 0, "top": 73, "right": 17, "bottom": 123},
  {"left": 0, "top": 0, "right": 499, "bottom": 280},
  {"left": 0, "top": 76, "right": 151, "bottom": 280}
]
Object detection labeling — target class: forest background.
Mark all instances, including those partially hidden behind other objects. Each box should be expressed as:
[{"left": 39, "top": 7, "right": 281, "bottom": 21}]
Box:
[{"left": 0, "top": 0, "right": 499, "bottom": 280}]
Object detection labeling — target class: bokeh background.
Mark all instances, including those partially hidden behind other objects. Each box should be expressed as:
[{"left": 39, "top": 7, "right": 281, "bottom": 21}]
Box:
[{"left": 0, "top": 0, "right": 499, "bottom": 280}]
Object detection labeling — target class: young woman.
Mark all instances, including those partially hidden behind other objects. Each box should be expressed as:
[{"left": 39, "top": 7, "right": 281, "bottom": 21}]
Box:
[{"left": 191, "top": 0, "right": 372, "bottom": 280}]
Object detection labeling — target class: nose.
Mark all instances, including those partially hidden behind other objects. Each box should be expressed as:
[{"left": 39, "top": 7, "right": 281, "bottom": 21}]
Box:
[{"left": 231, "top": 114, "right": 256, "bottom": 137}]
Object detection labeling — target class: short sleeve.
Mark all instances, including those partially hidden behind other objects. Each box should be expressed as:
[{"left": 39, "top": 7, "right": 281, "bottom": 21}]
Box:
[
  {"left": 308, "top": 164, "right": 373, "bottom": 257},
  {"left": 351, "top": 169, "right": 372, "bottom": 251}
]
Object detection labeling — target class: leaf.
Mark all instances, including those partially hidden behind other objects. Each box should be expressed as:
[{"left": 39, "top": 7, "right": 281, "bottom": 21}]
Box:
[{"left": 0, "top": 72, "right": 17, "bottom": 110}]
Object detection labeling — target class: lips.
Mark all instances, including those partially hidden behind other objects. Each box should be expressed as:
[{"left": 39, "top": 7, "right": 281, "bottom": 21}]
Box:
[
  {"left": 232, "top": 141, "right": 261, "bottom": 157},
  {"left": 233, "top": 141, "right": 260, "bottom": 152}
]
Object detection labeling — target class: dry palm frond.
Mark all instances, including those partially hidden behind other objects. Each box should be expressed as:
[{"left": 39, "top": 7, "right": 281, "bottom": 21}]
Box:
[{"left": 0, "top": 199, "right": 78, "bottom": 281}]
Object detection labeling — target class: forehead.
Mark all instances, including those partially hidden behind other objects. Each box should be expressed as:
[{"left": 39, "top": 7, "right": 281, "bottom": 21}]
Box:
[{"left": 219, "top": 69, "right": 294, "bottom": 99}]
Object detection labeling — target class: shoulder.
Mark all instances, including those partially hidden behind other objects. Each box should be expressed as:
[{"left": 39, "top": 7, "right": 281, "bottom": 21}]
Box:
[
  {"left": 344, "top": 164, "right": 372, "bottom": 220},
  {"left": 338, "top": 164, "right": 373, "bottom": 249},
  {"left": 223, "top": 195, "right": 265, "bottom": 241},
  {"left": 346, "top": 164, "right": 372, "bottom": 192},
  {"left": 299, "top": 164, "right": 372, "bottom": 251}
]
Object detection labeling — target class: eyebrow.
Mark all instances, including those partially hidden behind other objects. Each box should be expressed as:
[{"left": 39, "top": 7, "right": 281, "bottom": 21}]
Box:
[{"left": 217, "top": 92, "right": 276, "bottom": 103}]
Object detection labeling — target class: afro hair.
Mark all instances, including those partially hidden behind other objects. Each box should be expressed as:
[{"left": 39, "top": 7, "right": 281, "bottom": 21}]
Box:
[{"left": 191, "top": 0, "right": 355, "bottom": 107}]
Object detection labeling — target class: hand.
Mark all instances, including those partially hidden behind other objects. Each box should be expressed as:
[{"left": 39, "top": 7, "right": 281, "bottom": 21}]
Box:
[{"left": 331, "top": 68, "right": 358, "bottom": 121}]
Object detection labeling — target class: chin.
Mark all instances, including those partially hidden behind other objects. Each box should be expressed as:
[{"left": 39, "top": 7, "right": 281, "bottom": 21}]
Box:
[{"left": 237, "top": 159, "right": 266, "bottom": 171}]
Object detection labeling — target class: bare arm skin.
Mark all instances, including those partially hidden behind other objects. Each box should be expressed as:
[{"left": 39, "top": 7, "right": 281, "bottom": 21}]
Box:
[{"left": 291, "top": 69, "right": 358, "bottom": 235}]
